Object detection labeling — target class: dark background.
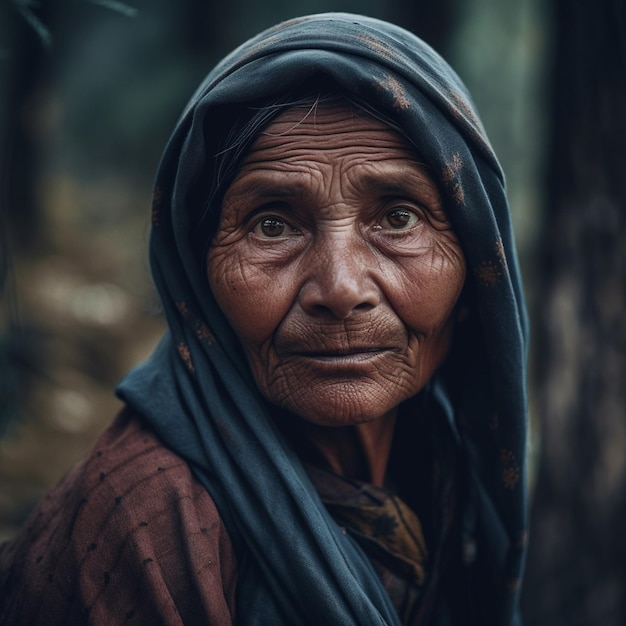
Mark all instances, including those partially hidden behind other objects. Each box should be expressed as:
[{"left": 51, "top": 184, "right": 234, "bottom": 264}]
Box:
[{"left": 1, "top": 1, "right": 624, "bottom": 624}]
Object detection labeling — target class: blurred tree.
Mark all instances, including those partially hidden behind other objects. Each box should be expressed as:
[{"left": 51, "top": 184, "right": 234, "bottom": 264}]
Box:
[
  {"left": 0, "top": 0, "right": 57, "bottom": 433},
  {"left": 0, "top": 0, "right": 137, "bottom": 246},
  {"left": 1, "top": 0, "right": 55, "bottom": 250},
  {"left": 522, "top": 0, "right": 626, "bottom": 624}
]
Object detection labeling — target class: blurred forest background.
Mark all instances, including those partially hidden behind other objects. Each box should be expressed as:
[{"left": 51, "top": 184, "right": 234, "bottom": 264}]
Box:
[{"left": 0, "top": 0, "right": 624, "bottom": 624}]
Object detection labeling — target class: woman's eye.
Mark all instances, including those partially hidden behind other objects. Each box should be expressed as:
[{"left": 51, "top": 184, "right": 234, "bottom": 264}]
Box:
[
  {"left": 252, "top": 216, "right": 299, "bottom": 238},
  {"left": 382, "top": 208, "right": 420, "bottom": 230}
]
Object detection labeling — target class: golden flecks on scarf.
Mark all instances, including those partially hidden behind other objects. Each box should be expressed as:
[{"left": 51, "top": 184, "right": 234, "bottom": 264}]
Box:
[
  {"left": 501, "top": 449, "right": 520, "bottom": 490},
  {"left": 447, "top": 89, "right": 483, "bottom": 131},
  {"left": 358, "top": 34, "right": 395, "bottom": 62},
  {"left": 443, "top": 152, "right": 463, "bottom": 177},
  {"left": 378, "top": 74, "right": 411, "bottom": 110},
  {"left": 517, "top": 529, "right": 529, "bottom": 549},
  {"left": 495, "top": 238, "right": 508, "bottom": 270},
  {"left": 448, "top": 90, "right": 491, "bottom": 139},
  {"left": 176, "top": 301, "right": 189, "bottom": 317},
  {"left": 195, "top": 320, "right": 215, "bottom": 344},
  {"left": 442, "top": 152, "right": 465, "bottom": 205},
  {"left": 475, "top": 261, "right": 501, "bottom": 287},
  {"left": 446, "top": 89, "right": 493, "bottom": 156},
  {"left": 177, "top": 342, "right": 195, "bottom": 373}
]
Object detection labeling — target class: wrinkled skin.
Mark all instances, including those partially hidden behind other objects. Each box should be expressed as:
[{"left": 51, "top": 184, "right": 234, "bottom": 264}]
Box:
[{"left": 208, "top": 103, "right": 466, "bottom": 483}]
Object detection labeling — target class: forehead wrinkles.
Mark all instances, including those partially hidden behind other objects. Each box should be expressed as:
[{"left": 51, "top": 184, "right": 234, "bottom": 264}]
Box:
[
  {"left": 236, "top": 146, "right": 426, "bottom": 218},
  {"left": 226, "top": 103, "right": 441, "bottom": 218},
  {"left": 241, "top": 103, "right": 415, "bottom": 164},
  {"left": 241, "top": 131, "right": 413, "bottom": 167}
]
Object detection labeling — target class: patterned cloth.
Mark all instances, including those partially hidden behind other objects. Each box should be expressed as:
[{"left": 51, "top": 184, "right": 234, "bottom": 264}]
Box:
[
  {"left": 307, "top": 464, "right": 430, "bottom": 622},
  {"left": 0, "top": 409, "right": 238, "bottom": 624},
  {"left": 107, "top": 12, "right": 528, "bottom": 626}
]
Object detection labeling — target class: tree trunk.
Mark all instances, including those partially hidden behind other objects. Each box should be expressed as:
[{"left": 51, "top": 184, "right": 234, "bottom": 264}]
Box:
[{"left": 522, "top": 1, "right": 626, "bottom": 624}]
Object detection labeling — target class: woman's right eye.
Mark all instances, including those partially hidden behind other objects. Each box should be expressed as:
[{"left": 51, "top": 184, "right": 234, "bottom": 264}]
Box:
[{"left": 252, "top": 216, "right": 299, "bottom": 238}]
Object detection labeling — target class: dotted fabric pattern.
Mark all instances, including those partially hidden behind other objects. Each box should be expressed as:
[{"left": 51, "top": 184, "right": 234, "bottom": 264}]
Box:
[{"left": 0, "top": 408, "right": 237, "bottom": 625}]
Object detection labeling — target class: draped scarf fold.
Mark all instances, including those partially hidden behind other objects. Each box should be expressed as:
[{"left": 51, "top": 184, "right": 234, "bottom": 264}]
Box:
[{"left": 117, "top": 13, "right": 529, "bottom": 625}]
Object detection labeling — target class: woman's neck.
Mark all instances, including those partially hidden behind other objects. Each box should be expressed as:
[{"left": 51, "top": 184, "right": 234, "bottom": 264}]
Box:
[{"left": 277, "top": 410, "right": 397, "bottom": 487}]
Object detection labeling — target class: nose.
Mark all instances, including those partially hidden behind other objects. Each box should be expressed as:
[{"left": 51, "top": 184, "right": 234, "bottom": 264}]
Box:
[{"left": 298, "top": 232, "right": 381, "bottom": 319}]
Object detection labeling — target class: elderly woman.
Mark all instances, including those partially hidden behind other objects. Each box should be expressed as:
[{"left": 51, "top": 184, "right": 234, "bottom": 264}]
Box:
[{"left": 0, "top": 13, "right": 529, "bottom": 626}]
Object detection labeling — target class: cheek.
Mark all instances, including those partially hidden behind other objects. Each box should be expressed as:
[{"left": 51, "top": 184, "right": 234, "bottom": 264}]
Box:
[
  {"left": 207, "top": 245, "right": 296, "bottom": 347},
  {"left": 392, "top": 243, "right": 466, "bottom": 352},
  {"left": 388, "top": 249, "right": 466, "bottom": 335}
]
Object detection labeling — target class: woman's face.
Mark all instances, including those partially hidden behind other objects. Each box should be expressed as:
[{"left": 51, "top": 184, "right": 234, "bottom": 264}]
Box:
[{"left": 208, "top": 103, "right": 466, "bottom": 427}]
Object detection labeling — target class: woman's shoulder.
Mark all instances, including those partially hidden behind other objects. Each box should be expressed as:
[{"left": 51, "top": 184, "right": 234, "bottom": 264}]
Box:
[{"left": 0, "top": 406, "right": 237, "bottom": 625}]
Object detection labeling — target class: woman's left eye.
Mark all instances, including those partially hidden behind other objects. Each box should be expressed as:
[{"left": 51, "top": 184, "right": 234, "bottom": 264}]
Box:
[{"left": 381, "top": 207, "right": 420, "bottom": 230}]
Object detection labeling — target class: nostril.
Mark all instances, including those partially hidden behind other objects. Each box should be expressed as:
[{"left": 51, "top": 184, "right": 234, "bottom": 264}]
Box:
[
  {"left": 310, "top": 303, "right": 335, "bottom": 318},
  {"left": 306, "top": 298, "right": 375, "bottom": 321}
]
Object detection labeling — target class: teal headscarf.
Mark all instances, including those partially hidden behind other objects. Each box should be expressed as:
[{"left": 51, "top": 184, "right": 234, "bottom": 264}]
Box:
[{"left": 117, "top": 13, "right": 529, "bottom": 625}]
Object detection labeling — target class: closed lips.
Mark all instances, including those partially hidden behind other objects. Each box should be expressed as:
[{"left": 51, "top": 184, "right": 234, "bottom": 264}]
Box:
[{"left": 294, "top": 347, "right": 397, "bottom": 357}]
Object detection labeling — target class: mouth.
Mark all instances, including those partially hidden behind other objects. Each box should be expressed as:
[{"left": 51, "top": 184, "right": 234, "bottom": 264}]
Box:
[
  {"left": 274, "top": 318, "right": 409, "bottom": 366},
  {"left": 289, "top": 348, "right": 397, "bottom": 362}
]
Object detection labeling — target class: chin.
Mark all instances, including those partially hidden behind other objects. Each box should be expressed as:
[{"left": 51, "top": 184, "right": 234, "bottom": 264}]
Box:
[{"left": 267, "top": 380, "right": 412, "bottom": 427}]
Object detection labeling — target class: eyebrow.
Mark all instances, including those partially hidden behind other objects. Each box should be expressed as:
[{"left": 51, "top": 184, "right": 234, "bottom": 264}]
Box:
[
  {"left": 357, "top": 168, "right": 442, "bottom": 205},
  {"left": 225, "top": 163, "right": 441, "bottom": 207},
  {"left": 360, "top": 175, "right": 438, "bottom": 196},
  {"left": 225, "top": 172, "right": 308, "bottom": 200}
]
